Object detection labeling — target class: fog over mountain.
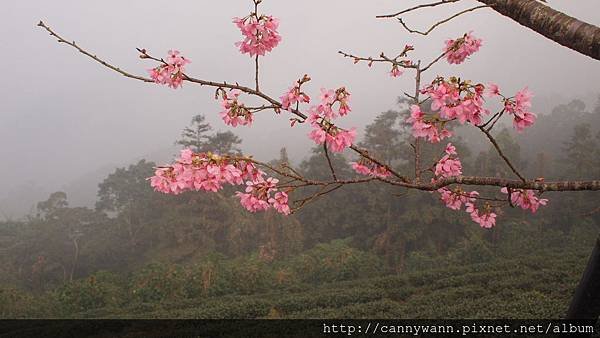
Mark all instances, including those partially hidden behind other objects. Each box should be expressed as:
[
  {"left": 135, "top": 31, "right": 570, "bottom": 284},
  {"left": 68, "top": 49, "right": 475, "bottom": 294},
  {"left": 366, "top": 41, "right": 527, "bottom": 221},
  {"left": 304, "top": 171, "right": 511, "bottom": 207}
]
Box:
[{"left": 1, "top": 1, "right": 599, "bottom": 218}]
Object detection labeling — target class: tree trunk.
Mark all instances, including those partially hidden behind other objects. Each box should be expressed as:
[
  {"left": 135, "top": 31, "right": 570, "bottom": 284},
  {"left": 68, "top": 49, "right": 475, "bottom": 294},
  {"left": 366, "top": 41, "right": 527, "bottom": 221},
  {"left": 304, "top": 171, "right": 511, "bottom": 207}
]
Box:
[
  {"left": 478, "top": 0, "right": 600, "bottom": 61},
  {"left": 567, "top": 234, "right": 600, "bottom": 319}
]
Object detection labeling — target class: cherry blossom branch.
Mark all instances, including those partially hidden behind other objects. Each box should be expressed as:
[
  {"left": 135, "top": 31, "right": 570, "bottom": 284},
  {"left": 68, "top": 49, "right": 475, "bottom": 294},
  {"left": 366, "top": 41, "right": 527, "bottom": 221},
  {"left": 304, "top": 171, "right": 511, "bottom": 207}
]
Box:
[
  {"left": 396, "top": 5, "right": 488, "bottom": 36},
  {"left": 414, "top": 63, "right": 423, "bottom": 183},
  {"left": 421, "top": 51, "right": 449, "bottom": 72},
  {"left": 38, "top": 14, "right": 600, "bottom": 228},
  {"left": 37, "top": 21, "right": 152, "bottom": 83},
  {"left": 376, "top": 0, "right": 461, "bottom": 19},
  {"left": 377, "top": 176, "right": 600, "bottom": 192},
  {"left": 480, "top": 109, "right": 504, "bottom": 130},
  {"left": 291, "top": 183, "right": 344, "bottom": 212},
  {"left": 38, "top": 21, "right": 410, "bottom": 185},
  {"left": 255, "top": 55, "right": 260, "bottom": 91},
  {"left": 477, "top": 126, "right": 526, "bottom": 182},
  {"left": 338, "top": 50, "right": 417, "bottom": 69},
  {"left": 430, "top": 177, "right": 600, "bottom": 192},
  {"left": 323, "top": 143, "right": 338, "bottom": 181},
  {"left": 253, "top": 1, "right": 261, "bottom": 91}
]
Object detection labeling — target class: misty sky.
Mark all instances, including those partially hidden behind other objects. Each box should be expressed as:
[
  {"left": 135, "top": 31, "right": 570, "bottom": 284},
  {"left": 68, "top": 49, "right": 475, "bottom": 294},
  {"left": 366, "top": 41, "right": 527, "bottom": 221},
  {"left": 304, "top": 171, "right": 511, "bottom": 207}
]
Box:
[{"left": 1, "top": 1, "right": 599, "bottom": 215}]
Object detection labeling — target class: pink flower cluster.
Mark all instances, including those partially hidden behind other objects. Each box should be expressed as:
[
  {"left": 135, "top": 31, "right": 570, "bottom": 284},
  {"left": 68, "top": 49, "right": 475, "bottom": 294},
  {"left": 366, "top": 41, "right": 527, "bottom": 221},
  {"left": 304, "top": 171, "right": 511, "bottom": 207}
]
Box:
[
  {"left": 444, "top": 32, "right": 482, "bottom": 65},
  {"left": 233, "top": 14, "right": 281, "bottom": 57},
  {"left": 309, "top": 126, "right": 356, "bottom": 153},
  {"left": 437, "top": 187, "right": 496, "bottom": 228},
  {"left": 433, "top": 144, "right": 495, "bottom": 228},
  {"left": 308, "top": 87, "right": 356, "bottom": 152},
  {"left": 390, "top": 65, "right": 403, "bottom": 78},
  {"left": 280, "top": 80, "right": 310, "bottom": 110},
  {"left": 220, "top": 90, "right": 253, "bottom": 127},
  {"left": 150, "top": 149, "right": 249, "bottom": 194},
  {"left": 351, "top": 161, "right": 391, "bottom": 178},
  {"left": 236, "top": 177, "right": 290, "bottom": 215},
  {"left": 149, "top": 149, "right": 291, "bottom": 215},
  {"left": 311, "top": 87, "right": 352, "bottom": 120},
  {"left": 438, "top": 188, "right": 478, "bottom": 211},
  {"left": 406, "top": 105, "right": 452, "bottom": 143},
  {"left": 148, "top": 50, "right": 191, "bottom": 89},
  {"left": 435, "top": 143, "right": 463, "bottom": 178},
  {"left": 503, "top": 87, "right": 537, "bottom": 132},
  {"left": 467, "top": 205, "right": 497, "bottom": 229},
  {"left": 422, "top": 79, "right": 490, "bottom": 126},
  {"left": 501, "top": 187, "right": 548, "bottom": 213}
]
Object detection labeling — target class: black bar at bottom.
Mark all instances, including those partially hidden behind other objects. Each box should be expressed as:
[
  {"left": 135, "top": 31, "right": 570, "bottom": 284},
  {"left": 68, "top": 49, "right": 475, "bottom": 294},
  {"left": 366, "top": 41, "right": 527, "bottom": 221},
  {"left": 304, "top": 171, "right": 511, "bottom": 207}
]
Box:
[{"left": 0, "top": 319, "right": 598, "bottom": 338}]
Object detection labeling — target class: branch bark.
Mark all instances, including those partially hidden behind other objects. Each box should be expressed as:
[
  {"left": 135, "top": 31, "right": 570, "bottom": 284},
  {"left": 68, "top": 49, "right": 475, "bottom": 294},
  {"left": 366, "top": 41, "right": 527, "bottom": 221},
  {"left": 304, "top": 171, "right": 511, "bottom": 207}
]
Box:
[{"left": 477, "top": 0, "right": 600, "bottom": 61}]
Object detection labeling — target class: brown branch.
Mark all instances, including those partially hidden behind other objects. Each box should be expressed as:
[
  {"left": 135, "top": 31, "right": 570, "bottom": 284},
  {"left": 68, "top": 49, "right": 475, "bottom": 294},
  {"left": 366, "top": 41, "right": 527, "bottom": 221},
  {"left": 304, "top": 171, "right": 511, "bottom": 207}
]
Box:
[
  {"left": 338, "top": 50, "right": 417, "bottom": 69},
  {"left": 421, "top": 51, "right": 448, "bottom": 72},
  {"left": 37, "top": 21, "right": 152, "bottom": 83},
  {"left": 376, "top": 0, "right": 461, "bottom": 19},
  {"left": 430, "top": 177, "right": 600, "bottom": 192},
  {"left": 39, "top": 22, "right": 412, "bottom": 185},
  {"left": 414, "top": 62, "right": 422, "bottom": 183},
  {"left": 478, "top": 126, "right": 526, "bottom": 182},
  {"left": 292, "top": 184, "right": 344, "bottom": 212},
  {"left": 38, "top": 21, "right": 600, "bottom": 202},
  {"left": 323, "top": 143, "right": 338, "bottom": 181},
  {"left": 476, "top": 0, "right": 600, "bottom": 61},
  {"left": 255, "top": 55, "right": 260, "bottom": 91},
  {"left": 378, "top": 176, "right": 600, "bottom": 192},
  {"left": 397, "top": 5, "right": 488, "bottom": 36}
]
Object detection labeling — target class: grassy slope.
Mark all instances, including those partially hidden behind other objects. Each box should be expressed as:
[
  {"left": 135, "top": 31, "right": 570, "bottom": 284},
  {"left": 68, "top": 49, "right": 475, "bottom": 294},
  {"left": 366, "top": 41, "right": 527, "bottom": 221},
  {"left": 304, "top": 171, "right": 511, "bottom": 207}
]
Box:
[{"left": 79, "top": 250, "right": 589, "bottom": 319}]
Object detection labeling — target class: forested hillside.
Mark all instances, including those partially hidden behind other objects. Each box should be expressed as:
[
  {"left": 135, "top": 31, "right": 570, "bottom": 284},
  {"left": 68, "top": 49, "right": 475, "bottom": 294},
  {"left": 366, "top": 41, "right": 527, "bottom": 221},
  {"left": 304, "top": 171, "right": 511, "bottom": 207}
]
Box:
[{"left": 1, "top": 97, "right": 599, "bottom": 318}]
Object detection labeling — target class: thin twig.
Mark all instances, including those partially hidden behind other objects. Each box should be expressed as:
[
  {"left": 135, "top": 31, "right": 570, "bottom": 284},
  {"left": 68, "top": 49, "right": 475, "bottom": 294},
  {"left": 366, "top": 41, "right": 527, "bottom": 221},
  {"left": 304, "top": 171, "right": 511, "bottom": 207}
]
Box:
[
  {"left": 255, "top": 55, "right": 260, "bottom": 91},
  {"left": 478, "top": 126, "right": 526, "bottom": 182},
  {"left": 38, "top": 21, "right": 152, "bottom": 83},
  {"left": 323, "top": 143, "right": 338, "bottom": 181},
  {"left": 414, "top": 62, "right": 422, "bottom": 183},
  {"left": 376, "top": 0, "right": 461, "bottom": 19},
  {"left": 397, "top": 5, "right": 488, "bottom": 36}
]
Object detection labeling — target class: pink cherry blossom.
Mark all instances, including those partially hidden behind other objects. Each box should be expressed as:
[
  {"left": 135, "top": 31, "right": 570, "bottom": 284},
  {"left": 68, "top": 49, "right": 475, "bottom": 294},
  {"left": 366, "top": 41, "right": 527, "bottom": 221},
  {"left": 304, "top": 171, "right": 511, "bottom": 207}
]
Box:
[
  {"left": 422, "top": 79, "right": 490, "bottom": 126},
  {"left": 220, "top": 90, "right": 253, "bottom": 127},
  {"left": 308, "top": 127, "right": 327, "bottom": 144},
  {"left": 149, "top": 149, "right": 294, "bottom": 216},
  {"left": 269, "top": 191, "right": 291, "bottom": 215},
  {"left": 486, "top": 83, "right": 500, "bottom": 97},
  {"left": 435, "top": 154, "right": 463, "bottom": 178},
  {"left": 444, "top": 32, "right": 482, "bottom": 65},
  {"left": 326, "top": 128, "right": 356, "bottom": 153},
  {"left": 306, "top": 86, "right": 355, "bottom": 152},
  {"left": 336, "top": 87, "right": 352, "bottom": 117},
  {"left": 504, "top": 87, "right": 537, "bottom": 132},
  {"left": 280, "top": 81, "right": 310, "bottom": 110},
  {"left": 233, "top": 14, "right": 281, "bottom": 57},
  {"left": 351, "top": 162, "right": 372, "bottom": 176},
  {"left": 371, "top": 165, "right": 391, "bottom": 178},
  {"left": 513, "top": 111, "right": 536, "bottom": 132},
  {"left": 309, "top": 123, "right": 355, "bottom": 153},
  {"left": 390, "top": 65, "right": 403, "bottom": 78},
  {"left": 236, "top": 177, "right": 278, "bottom": 212},
  {"left": 405, "top": 105, "right": 453, "bottom": 143},
  {"left": 237, "top": 191, "right": 271, "bottom": 212},
  {"left": 445, "top": 143, "right": 457, "bottom": 155},
  {"left": 500, "top": 187, "right": 548, "bottom": 213},
  {"left": 438, "top": 188, "right": 478, "bottom": 210},
  {"left": 470, "top": 210, "right": 497, "bottom": 228},
  {"left": 148, "top": 50, "right": 191, "bottom": 89},
  {"left": 351, "top": 161, "right": 391, "bottom": 178},
  {"left": 320, "top": 88, "right": 335, "bottom": 105}
]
